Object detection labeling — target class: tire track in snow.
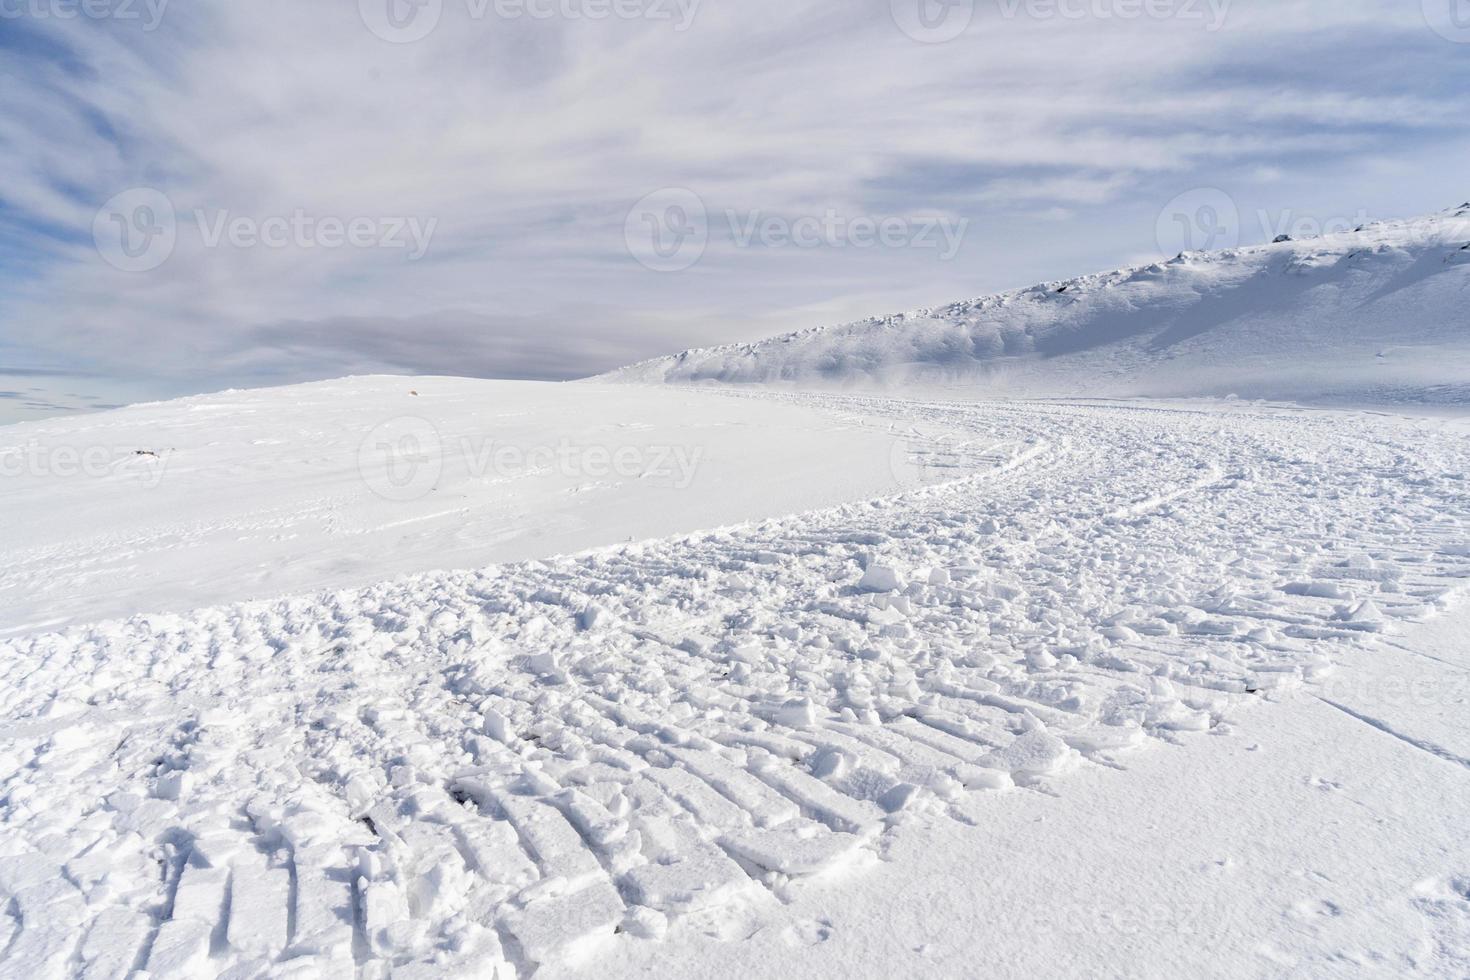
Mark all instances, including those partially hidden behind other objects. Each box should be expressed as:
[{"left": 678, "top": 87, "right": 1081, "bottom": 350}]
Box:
[
  {"left": 1313, "top": 697, "right": 1470, "bottom": 773},
  {"left": 2, "top": 395, "right": 1469, "bottom": 977}
]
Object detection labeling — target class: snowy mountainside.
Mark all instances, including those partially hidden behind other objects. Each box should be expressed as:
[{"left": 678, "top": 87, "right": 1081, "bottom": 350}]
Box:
[{"left": 601, "top": 205, "right": 1470, "bottom": 402}]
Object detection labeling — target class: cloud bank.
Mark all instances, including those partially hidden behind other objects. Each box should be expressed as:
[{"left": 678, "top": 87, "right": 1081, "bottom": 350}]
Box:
[{"left": 1, "top": 0, "right": 1468, "bottom": 418}]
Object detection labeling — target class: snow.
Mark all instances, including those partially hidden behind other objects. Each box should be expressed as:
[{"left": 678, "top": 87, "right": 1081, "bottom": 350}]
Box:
[
  {"left": 599, "top": 207, "right": 1470, "bottom": 405},
  {"left": 3, "top": 207, "right": 1470, "bottom": 978},
  {"left": 2, "top": 383, "right": 1468, "bottom": 977},
  {"left": 601, "top": 607, "right": 1470, "bottom": 979},
  {"left": 856, "top": 564, "right": 904, "bottom": 594},
  {"left": 0, "top": 377, "right": 908, "bottom": 636}
]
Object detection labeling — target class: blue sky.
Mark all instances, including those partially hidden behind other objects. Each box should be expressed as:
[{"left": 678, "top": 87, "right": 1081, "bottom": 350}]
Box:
[{"left": 2, "top": 0, "right": 1469, "bottom": 422}]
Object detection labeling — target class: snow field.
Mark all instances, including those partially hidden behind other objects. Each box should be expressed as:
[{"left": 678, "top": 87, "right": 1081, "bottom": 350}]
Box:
[
  {"left": 1, "top": 394, "right": 1468, "bottom": 977},
  {"left": 0, "top": 378, "right": 909, "bottom": 636}
]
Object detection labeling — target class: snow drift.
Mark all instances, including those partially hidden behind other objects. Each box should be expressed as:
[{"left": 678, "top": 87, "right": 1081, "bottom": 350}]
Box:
[{"left": 601, "top": 205, "right": 1470, "bottom": 403}]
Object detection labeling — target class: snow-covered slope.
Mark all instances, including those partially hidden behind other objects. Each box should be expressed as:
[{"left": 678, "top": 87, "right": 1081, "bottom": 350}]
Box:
[
  {"left": 602, "top": 206, "right": 1470, "bottom": 402},
  {"left": 4, "top": 394, "right": 1469, "bottom": 978},
  {"left": 0, "top": 378, "right": 912, "bottom": 635}
]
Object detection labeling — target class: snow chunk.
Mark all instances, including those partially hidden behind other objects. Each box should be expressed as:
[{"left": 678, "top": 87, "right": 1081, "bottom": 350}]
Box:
[
  {"left": 579, "top": 604, "right": 615, "bottom": 631},
  {"left": 981, "top": 731, "right": 1077, "bottom": 782},
  {"left": 775, "top": 698, "right": 818, "bottom": 729},
  {"left": 720, "top": 828, "right": 864, "bottom": 876},
  {"left": 501, "top": 881, "right": 623, "bottom": 968},
  {"left": 858, "top": 565, "right": 905, "bottom": 593},
  {"left": 154, "top": 769, "right": 191, "bottom": 801},
  {"left": 1332, "top": 599, "right": 1387, "bottom": 632}
]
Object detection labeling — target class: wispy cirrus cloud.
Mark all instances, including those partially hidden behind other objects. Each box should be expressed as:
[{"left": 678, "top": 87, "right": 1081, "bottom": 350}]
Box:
[{"left": 1, "top": 0, "right": 1468, "bottom": 420}]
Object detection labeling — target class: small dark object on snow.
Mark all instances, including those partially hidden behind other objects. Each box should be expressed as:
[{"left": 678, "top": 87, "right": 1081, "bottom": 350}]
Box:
[
  {"left": 1055, "top": 285, "right": 1068, "bottom": 293},
  {"left": 134, "top": 450, "right": 159, "bottom": 458},
  {"left": 410, "top": 390, "right": 419, "bottom": 396},
  {"left": 1273, "top": 234, "right": 1293, "bottom": 243}
]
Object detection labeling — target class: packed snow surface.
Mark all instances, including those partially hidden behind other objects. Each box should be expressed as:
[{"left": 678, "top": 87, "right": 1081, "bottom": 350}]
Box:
[
  {"left": 3, "top": 387, "right": 1469, "bottom": 978},
  {"left": 602, "top": 207, "right": 1470, "bottom": 403},
  {"left": 0, "top": 378, "right": 910, "bottom": 635}
]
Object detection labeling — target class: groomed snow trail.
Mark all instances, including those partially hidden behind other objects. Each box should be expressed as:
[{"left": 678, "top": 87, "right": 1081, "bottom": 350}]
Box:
[{"left": 2, "top": 395, "right": 1468, "bottom": 978}]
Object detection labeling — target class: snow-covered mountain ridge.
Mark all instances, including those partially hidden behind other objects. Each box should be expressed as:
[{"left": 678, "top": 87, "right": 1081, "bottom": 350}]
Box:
[{"left": 601, "top": 204, "right": 1470, "bottom": 402}]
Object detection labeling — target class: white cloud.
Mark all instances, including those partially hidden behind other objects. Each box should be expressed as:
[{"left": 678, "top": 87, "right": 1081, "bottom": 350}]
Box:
[{"left": 0, "top": 0, "right": 1466, "bottom": 405}]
